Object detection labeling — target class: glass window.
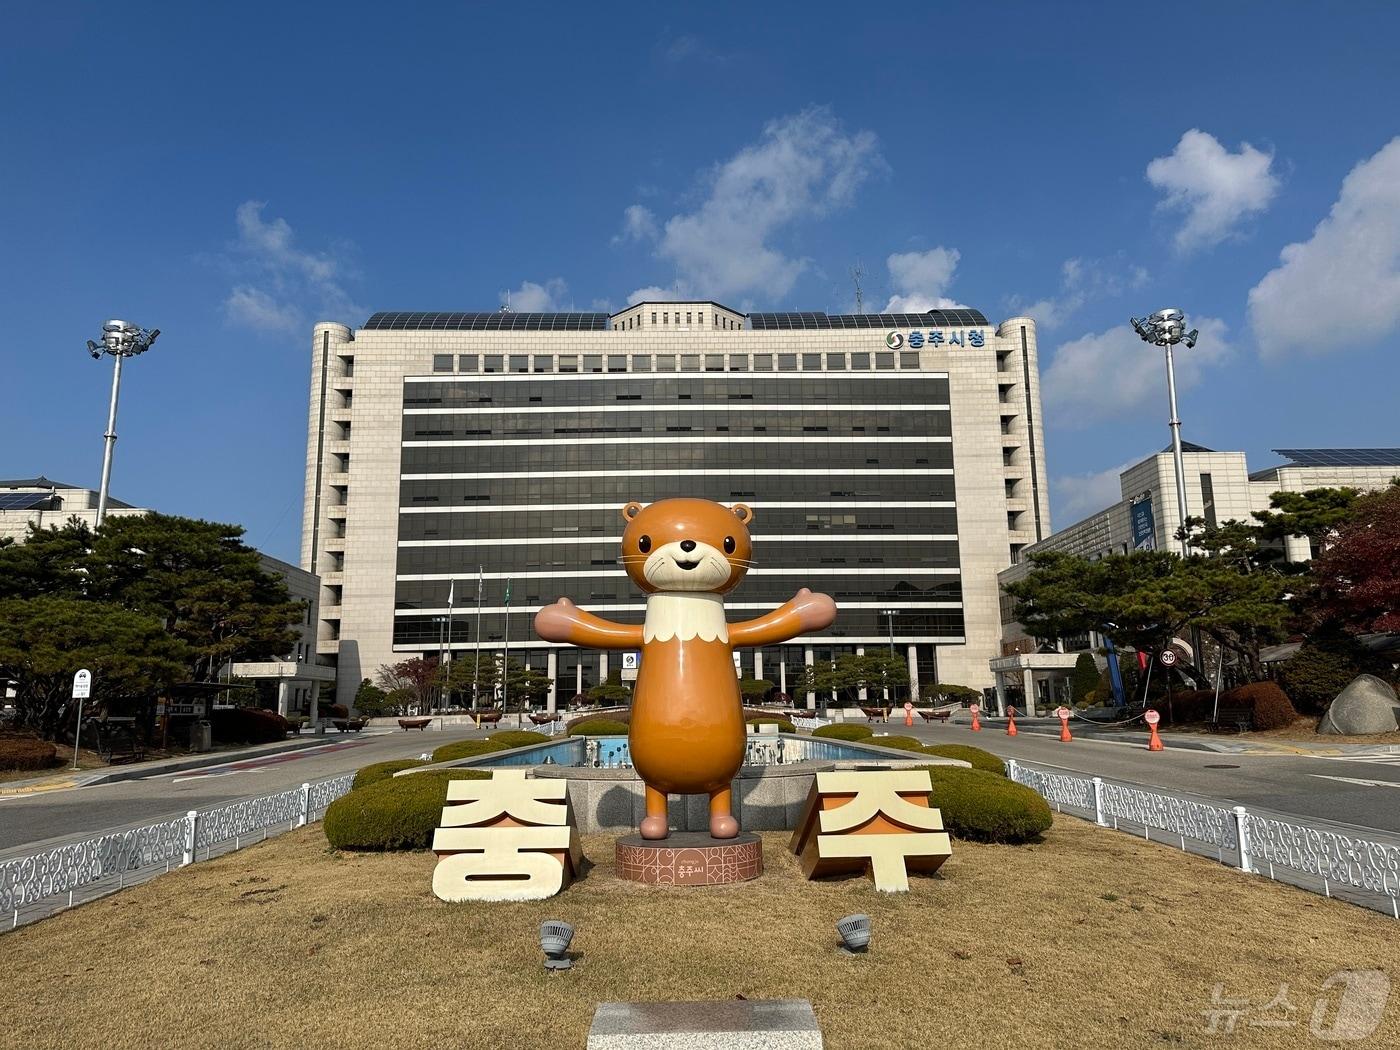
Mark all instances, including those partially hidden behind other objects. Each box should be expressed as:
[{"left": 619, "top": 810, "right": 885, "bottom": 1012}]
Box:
[
  {"left": 851, "top": 353, "right": 870, "bottom": 370},
  {"left": 900, "top": 352, "right": 920, "bottom": 369},
  {"left": 802, "top": 353, "right": 822, "bottom": 370},
  {"left": 533, "top": 355, "right": 552, "bottom": 372},
  {"left": 432, "top": 354, "right": 453, "bottom": 373},
  {"left": 705, "top": 354, "right": 724, "bottom": 371},
  {"left": 681, "top": 354, "right": 701, "bottom": 370},
  {"left": 509, "top": 355, "right": 528, "bottom": 373},
  {"left": 728, "top": 354, "right": 747, "bottom": 370},
  {"left": 657, "top": 354, "right": 676, "bottom": 372},
  {"left": 458, "top": 354, "right": 478, "bottom": 372},
  {"left": 651, "top": 312, "right": 657, "bottom": 323},
  {"left": 633, "top": 354, "right": 652, "bottom": 372},
  {"left": 607, "top": 355, "right": 626, "bottom": 372},
  {"left": 754, "top": 354, "right": 773, "bottom": 371},
  {"left": 663, "top": 312, "right": 669, "bottom": 324},
  {"left": 826, "top": 353, "right": 846, "bottom": 370},
  {"left": 876, "top": 352, "right": 895, "bottom": 369},
  {"left": 558, "top": 355, "right": 578, "bottom": 372},
  {"left": 483, "top": 355, "right": 502, "bottom": 373},
  {"left": 584, "top": 355, "right": 603, "bottom": 373},
  {"left": 686, "top": 312, "right": 693, "bottom": 324},
  {"left": 778, "top": 353, "right": 797, "bottom": 371}
]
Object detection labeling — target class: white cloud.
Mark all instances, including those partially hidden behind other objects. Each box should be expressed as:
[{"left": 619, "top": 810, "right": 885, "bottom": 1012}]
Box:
[
  {"left": 221, "top": 201, "right": 359, "bottom": 331},
  {"left": 1248, "top": 136, "right": 1400, "bottom": 357},
  {"left": 883, "top": 248, "right": 965, "bottom": 312},
  {"left": 612, "top": 205, "right": 658, "bottom": 245},
  {"left": 1051, "top": 460, "right": 1137, "bottom": 524},
  {"left": 1011, "top": 257, "right": 1150, "bottom": 330},
  {"left": 1042, "top": 316, "right": 1230, "bottom": 427},
  {"left": 616, "top": 107, "right": 883, "bottom": 301},
  {"left": 627, "top": 285, "right": 687, "bottom": 304},
  {"left": 1146, "top": 129, "right": 1280, "bottom": 253},
  {"left": 502, "top": 278, "right": 568, "bottom": 312}
]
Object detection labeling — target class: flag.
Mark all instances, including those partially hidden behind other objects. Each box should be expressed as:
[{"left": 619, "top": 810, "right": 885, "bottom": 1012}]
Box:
[
  {"left": 504, "top": 579, "right": 512, "bottom": 605},
  {"left": 447, "top": 580, "right": 455, "bottom": 608}
]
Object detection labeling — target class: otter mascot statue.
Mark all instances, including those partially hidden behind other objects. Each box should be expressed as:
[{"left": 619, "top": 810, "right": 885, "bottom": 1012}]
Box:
[{"left": 534, "top": 498, "right": 837, "bottom": 840}]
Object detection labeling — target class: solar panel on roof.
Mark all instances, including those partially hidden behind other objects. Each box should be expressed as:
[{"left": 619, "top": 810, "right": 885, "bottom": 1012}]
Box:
[
  {"left": 0, "top": 492, "right": 56, "bottom": 511},
  {"left": 747, "top": 308, "right": 989, "bottom": 331},
  {"left": 1274, "top": 448, "right": 1400, "bottom": 468},
  {"left": 363, "top": 312, "right": 611, "bottom": 332}
]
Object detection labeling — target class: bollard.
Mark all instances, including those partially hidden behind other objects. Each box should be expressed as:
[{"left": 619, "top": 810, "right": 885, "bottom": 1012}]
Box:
[
  {"left": 903, "top": 701, "right": 914, "bottom": 728},
  {"left": 1056, "top": 706, "right": 1072, "bottom": 742},
  {"left": 1006, "top": 707, "right": 1018, "bottom": 737},
  {"left": 969, "top": 702, "right": 981, "bottom": 731},
  {"left": 1144, "top": 709, "right": 1164, "bottom": 751}
]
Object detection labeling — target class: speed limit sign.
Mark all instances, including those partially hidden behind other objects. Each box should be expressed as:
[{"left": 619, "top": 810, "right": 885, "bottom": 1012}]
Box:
[{"left": 1159, "top": 649, "right": 1178, "bottom": 667}]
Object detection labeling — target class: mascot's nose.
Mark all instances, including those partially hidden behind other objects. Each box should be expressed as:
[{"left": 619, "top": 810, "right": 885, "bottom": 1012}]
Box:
[{"left": 680, "top": 539, "right": 697, "bottom": 552}]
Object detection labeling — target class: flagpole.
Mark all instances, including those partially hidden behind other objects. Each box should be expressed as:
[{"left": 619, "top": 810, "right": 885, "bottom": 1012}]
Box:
[
  {"left": 472, "top": 566, "right": 483, "bottom": 712},
  {"left": 444, "top": 580, "right": 455, "bottom": 712}
]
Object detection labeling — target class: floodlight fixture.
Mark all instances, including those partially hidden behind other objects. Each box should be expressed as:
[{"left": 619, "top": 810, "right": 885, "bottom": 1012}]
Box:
[
  {"left": 1129, "top": 307, "right": 1201, "bottom": 555},
  {"left": 836, "top": 913, "right": 871, "bottom": 954},
  {"left": 87, "top": 317, "right": 160, "bottom": 526},
  {"left": 540, "top": 919, "right": 574, "bottom": 970}
]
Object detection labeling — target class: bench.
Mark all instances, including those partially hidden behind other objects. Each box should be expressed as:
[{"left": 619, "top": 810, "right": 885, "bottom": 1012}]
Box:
[
  {"left": 475, "top": 710, "right": 504, "bottom": 726},
  {"left": 398, "top": 717, "right": 433, "bottom": 731},
  {"left": 91, "top": 722, "right": 145, "bottom": 764},
  {"left": 1217, "top": 706, "right": 1254, "bottom": 733},
  {"left": 919, "top": 708, "right": 953, "bottom": 723},
  {"left": 861, "top": 706, "right": 888, "bottom": 723},
  {"left": 332, "top": 717, "right": 369, "bottom": 732}
]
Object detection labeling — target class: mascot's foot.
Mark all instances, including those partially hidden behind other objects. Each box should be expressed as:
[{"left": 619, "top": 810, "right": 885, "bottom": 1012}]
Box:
[
  {"left": 709, "top": 813, "right": 739, "bottom": 839},
  {"left": 639, "top": 815, "right": 669, "bottom": 840}
]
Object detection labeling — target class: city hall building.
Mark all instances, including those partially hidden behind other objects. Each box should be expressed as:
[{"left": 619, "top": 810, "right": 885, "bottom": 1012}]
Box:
[{"left": 300, "top": 304, "right": 1050, "bottom": 708}]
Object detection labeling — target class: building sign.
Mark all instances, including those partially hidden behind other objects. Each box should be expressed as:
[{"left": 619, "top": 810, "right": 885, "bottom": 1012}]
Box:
[
  {"left": 886, "top": 329, "right": 986, "bottom": 350},
  {"left": 431, "top": 770, "right": 582, "bottom": 902},
  {"left": 1130, "top": 495, "right": 1157, "bottom": 551},
  {"left": 789, "top": 769, "right": 952, "bottom": 892}
]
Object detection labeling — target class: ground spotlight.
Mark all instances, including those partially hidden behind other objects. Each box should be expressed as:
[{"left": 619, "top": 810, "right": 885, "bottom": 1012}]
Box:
[
  {"left": 836, "top": 913, "right": 870, "bottom": 954},
  {"left": 540, "top": 919, "right": 574, "bottom": 970}
]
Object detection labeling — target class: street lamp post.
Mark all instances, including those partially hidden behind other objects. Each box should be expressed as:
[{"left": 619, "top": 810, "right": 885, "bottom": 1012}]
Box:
[
  {"left": 1130, "top": 309, "right": 1198, "bottom": 556},
  {"left": 86, "top": 320, "right": 159, "bottom": 527},
  {"left": 881, "top": 608, "right": 899, "bottom": 705}
]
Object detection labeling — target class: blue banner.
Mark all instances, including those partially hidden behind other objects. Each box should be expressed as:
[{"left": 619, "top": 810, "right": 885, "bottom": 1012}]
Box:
[{"left": 1130, "top": 496, "right": 1157, "bottom": 551}]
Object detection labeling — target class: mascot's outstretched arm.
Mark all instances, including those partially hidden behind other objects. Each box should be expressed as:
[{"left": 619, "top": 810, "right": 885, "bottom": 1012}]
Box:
[
  {"left": 729, "top": 587, "right": 837, "bottom": 648},
  {"left": 534, "top": 596, "right": 644, "bottom": 650}
]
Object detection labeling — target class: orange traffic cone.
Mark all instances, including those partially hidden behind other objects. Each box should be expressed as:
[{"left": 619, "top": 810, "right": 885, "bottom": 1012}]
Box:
[
  {"left": 1058, "top": 711, "right": 1073, "bottom": 742},
  {"left": 904, "top": 703, "right": 914, "bottom": 728},
  {"left": 1006, "top": 707, "right": 1018, "bottom": 737},
  {"left": 1146, "top": 711, "right": 1165, "bottom": 752},
  {"left": 970, "top": 705, "right": 982, "bottom": 732}
]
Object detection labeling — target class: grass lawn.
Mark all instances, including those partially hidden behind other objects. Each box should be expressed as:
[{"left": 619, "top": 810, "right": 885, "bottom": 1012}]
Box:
[
  {"left": 1, "top": 821, "right": 1395, "bottom": 1049},
  {"left": 1173, "top": 716, "right": 1400, "bottom": 747}
]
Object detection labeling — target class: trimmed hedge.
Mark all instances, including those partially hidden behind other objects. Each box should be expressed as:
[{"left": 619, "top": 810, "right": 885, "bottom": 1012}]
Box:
[
  {"left": 922, "top": 743, "right": 1006, "bottom": 776},
  {"left": 430, "top": 739, "right": 510, "bottom": 763},
  {"left": 210, "top": 707, "right": 288, "bottom": 745},
  {"left": 486, "top": 730, "right": 551, "bottom": 749},
  {"left": 352, "top": 759, "right": 427, "bottom": 790},
  {"left": 812, "top": 723, "right": 874, "bottom": 741},
  {"left": 918, "top": 766, "right": 1053, "bottom": 844},
  {"left": 747, "top": 718, "right": 797, "bottom": 734},
  {"left": 0, "top": 736, "right": 59, "bottom": 772},
  {"left": 324, "top": 770, "right": 492, "bottom": 851},
  {"left": 863, "top": 735, "right": 928, "bottom": 752},
  {"left": 1222, "top": 681, "right": 1299, "bottom": 731},
  {"left": 567, "top": 718, "right": 630, "bottom": 736}
]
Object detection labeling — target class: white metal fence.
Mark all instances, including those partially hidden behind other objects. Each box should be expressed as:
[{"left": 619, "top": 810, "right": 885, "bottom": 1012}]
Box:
[
  {"left": 1007, "top": 759, "right": 1400, "bottom": 919},
  {"left": 1, "top": 773, "right": 354, "bottom": 931}
]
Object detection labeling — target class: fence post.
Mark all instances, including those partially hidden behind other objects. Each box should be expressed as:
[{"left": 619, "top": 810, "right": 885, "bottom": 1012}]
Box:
[
  {"left": 1233, "top": 805, "right": 1251, "bottom": 873},
  {"left": 298, "top": 783, "right": 311, "bottom": 828},
  {"left": 181, "top": 810, "right": 198, "bottom": 867},
  {"left": 1006, "top": 758, "right": 1019, "bottom": 782},
  {"left": 1092, "top": 777, "right": 1106, "bottom": 826}
]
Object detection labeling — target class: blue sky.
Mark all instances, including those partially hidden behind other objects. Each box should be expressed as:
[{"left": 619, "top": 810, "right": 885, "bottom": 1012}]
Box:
[{"left": 3, "top": 2, "right": 1398, "bottom": 562}]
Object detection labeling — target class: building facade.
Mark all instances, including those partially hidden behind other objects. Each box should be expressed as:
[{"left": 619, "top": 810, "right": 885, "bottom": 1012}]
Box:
[{"left": 301, "top": 304, "right": 1051, "bottom": 706}]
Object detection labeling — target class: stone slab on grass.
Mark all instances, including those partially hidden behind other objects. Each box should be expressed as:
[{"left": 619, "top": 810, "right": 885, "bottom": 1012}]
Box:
[{"left": 589, "top": 999, "right": 822, "bottom": 1049}]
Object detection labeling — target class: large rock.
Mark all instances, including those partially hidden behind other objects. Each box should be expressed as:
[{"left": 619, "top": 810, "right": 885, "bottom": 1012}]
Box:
[{"left": 1319, "top": 675, "right": 1400, "bottom": 735}]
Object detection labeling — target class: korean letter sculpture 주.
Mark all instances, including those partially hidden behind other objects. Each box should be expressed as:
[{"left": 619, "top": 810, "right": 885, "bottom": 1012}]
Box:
[{"left": 534, "top": 498, "right": 837, "bottom": 840}]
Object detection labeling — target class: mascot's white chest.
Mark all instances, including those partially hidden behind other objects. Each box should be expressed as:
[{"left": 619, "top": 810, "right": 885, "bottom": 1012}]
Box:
[{"left": 643, "top": 592, "right": 729, "bottom": 644}]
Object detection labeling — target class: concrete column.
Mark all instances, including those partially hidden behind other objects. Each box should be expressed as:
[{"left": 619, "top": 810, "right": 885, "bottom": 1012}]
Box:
[
  {"left": 994, "top": 673, "right": 1007, "bottom": 716},
  {"left": 309, "top": 681, "right": 320, "bottom": 725},
  {"left": 907, "top": 644, "right": 920, "bottom": 703},
  {"left": 599, "top": 652, "right": 608, "bottom": 683},
  {"left": 546, "top": 650, "right": 558, "bottom": 714},
  {"left": 754, "top": 651, "right": 763, "bottom": 682},
  {"left": 856, "top": 647, "right": 867, "bottom": 702},
  {"left": 804, "top": 646, "right": 815, "bottom": 711},
  {"left": 1022, "top": 667, "right": 1036, "bottom": 716},
  {"left": 1284, "top": 534, "right": 1312, "bottom": 563},
  {"left": 277, "top": 680, "right": 291, "bottom": 718},
  {"left": 576, "top": 662, "right": 583, "bottom": 697},
  {"left": 779, "top": 659, "right": 787, "bottom": 695}
]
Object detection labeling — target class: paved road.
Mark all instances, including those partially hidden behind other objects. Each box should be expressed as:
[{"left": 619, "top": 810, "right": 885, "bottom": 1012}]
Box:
[
  {"left": 0, "top": 727, "right": 492, "bottom": 858},
  {"left": 897, "top": 721, "right": 1400, "bottom": 834}
]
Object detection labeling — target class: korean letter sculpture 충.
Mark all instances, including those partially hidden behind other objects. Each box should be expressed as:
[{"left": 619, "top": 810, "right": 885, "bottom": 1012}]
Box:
[{"left": 534, "top": 498, "right": 837, "bottom": 840}]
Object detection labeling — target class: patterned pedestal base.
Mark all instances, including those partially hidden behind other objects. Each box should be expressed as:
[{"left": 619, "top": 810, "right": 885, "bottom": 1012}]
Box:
[{"left": 615, "top": 832, "right": 763, "bottom": 886}]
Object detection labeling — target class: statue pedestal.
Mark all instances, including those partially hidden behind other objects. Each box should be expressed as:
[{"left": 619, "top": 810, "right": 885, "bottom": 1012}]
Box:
[{"left": 615, "top": 832, "right": 763, "bottom": 886}]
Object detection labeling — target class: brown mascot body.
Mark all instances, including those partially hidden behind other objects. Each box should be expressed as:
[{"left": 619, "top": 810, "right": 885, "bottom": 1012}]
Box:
[{"left": 534, "top": 498, "right": 837, "bottom": 840}]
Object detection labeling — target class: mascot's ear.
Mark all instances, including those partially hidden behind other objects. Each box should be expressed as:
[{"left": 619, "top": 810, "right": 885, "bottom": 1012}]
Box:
[
  {"left": 621, "top": 501, "right": 643, "bottom": 523},
  {"left": 731, "top": 503, "right": 754, "bottom": 525}
]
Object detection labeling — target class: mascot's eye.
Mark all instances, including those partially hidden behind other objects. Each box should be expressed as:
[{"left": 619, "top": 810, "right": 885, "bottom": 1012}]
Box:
[
  {"left": 724, "top": 536, "right": 736, "bottom": 554},
  {"left": 638, "top": 535, "right": 651, "bottom": 553}
]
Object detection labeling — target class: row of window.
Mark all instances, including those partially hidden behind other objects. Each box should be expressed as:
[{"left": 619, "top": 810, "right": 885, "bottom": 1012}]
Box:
[
  {"left": 430, "top": 351, "right": 926, "bottom": 374},
  {"left": 404, "top": 376, "right": 949, "bottom": 407},
  {"left": 399, "top": 474, "right": 959, "bottom": 506},
  {"left": 611, "top": 310, "right": 742, "bottom": 330}
]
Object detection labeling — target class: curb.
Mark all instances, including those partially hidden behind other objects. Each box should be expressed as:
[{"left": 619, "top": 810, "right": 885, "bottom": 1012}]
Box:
[{"left": 80, "top": 737, "right": 334, "bottom": 786}]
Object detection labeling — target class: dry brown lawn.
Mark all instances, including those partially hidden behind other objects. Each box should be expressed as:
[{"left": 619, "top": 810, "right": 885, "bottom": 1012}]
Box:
[
  {"left": 1, "top": 821, "right": 1396, "bottom": 1050},
  {"left": 1175, "top": 716, "right": 1400, "bottom": 747}
]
